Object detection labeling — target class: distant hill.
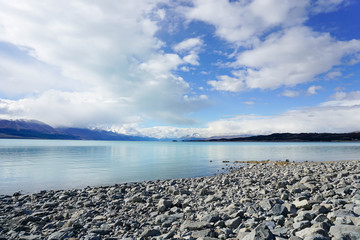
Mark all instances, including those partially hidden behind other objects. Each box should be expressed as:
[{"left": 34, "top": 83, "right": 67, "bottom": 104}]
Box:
[
  {"left": 0, "top": 119, "right": 156, "bottom": 141},
  {"left": 203, "top": 132, "right": 360, "bottom": 142},
  {"left": 0, "top": 119, "right": 77, "bottom": 139}
]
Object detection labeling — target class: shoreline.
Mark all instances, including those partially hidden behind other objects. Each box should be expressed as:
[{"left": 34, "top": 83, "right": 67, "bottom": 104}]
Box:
[{"left": 1, "top": 160, "right": 360, "bottom": 239}]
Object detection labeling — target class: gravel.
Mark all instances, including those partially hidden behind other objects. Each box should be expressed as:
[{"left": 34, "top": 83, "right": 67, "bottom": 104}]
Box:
[{"left": 0, "top": 160, "right": 359, "bottom": 239}]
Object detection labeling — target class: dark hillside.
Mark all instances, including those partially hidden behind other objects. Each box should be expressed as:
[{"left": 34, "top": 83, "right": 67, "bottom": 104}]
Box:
[{"left": 206, "top": 132, "right": 360, "bottom": 142}]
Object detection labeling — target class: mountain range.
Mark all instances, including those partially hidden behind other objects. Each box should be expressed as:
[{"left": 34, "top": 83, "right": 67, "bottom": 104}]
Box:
[
  {"left": 202, "top": 132, "right": 360, "bottom": 142},
  {"left": 0, "top": 119, "right": 156, "bottom": 141},
  {"left": 1, "top": 119, "right": 360, "bottom": 142}
]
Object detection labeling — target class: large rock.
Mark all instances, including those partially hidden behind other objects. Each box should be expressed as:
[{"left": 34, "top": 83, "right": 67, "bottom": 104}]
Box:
[
  {"left": 311, "top": 205, "right": 330, "bottom": 215},
  {"left": 303, "top": 234, "right": 330, "bottom": 240},
  {"left": 204, "top": 195, "right": 221, "bottom": 203},
  {"left": 48, "top": 227, "right": 75, "bottom": 240},
  {"left": 270, "top": 204, "right": 288, "bottom": 216},
  {"left": 293, "top": 221, "right": 311, "bottom": 231},
  {"left": 42, "top": 201, "right": 58, "bottom": 209},
  {"left": 329, "top": 225, "right": 360, "bottom": 240},
  {"left": 180, "top": 220, "right": 211, "bottom": 232},
  {"left": 191, "top": 229, "right": 214, "bottom": 238},
  {"left": 294, "top": 211, "right": 312, "bottom": 222},
  {"left": 140, "top": 229, "right": 161, "bottom": 238},
  {"left": 313, "top": 214, "right": 329, "bottom": 223},
  {"left": 353, "top": 206, "right": 360, "bottom": 215},
  {"left": 157, "top": 198, "right": 173, "bottom": 211},
  {"left": 295, "top": 228, "right": 328, "bottom": 239},
  {"left": 225, "top": 217, "right": 242, "bottom": 229},
  {"left": 93, "top": 215, "right": 107, "bottom": 221},
  {"left": 155, "top": 214, "right": 177, "bottom": 225},
  {"left": 300, "top": 176, "right": 314, "bottom": 183},
  {"left": 283, "top": 203, "right": 297, "bottom": 214},
  {"left": 293, "top": 199, "right": 312, "bottom": 210},
  {"left": 200, "top": 213, "right": 220, "bottom": 223},
  {"left": 89, "top": 228, "right": 111, "bottom": 235},
  {"left": 125, "top": 195, "right": 143, "bottom": 203},
  {"left": 259, "top": 199, "right": 274, "bottom": 211},
  {"left": 334, "top": 187, "right": 351, "bottom": 196},
  {"left": 241, "top": 223, "right": 274, "bottom": 240},
  {"left": 327, "top": 209, "right": 358, "bottom": 220},
  {"left": 238, "top": 232, "right": 250, "bottom": 239}
]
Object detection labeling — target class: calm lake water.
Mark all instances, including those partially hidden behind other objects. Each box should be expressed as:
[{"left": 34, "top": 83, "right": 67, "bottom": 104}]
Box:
[{"left": 1, "top": 139, "right": 360, "bottom": 195}]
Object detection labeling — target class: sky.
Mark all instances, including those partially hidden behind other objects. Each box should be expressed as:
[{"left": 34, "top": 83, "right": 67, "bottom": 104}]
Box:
[{"left": 0, "top": 0, "right": 360, "bottom": 138}]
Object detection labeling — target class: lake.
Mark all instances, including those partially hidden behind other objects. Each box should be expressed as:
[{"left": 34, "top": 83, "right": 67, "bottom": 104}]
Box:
[{"left": 1, "top": 139, "right": 360, "bottom": 195}]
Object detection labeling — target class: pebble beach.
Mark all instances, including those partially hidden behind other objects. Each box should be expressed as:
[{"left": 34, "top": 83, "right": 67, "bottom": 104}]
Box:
[{"left": 1, "top": 160, "right": 360, "bottom": 240}]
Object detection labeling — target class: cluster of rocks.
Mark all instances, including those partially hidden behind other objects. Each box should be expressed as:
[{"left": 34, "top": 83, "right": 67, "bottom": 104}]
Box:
[{"left": 1, "top": 160, "right": 360, "bottom": 240}]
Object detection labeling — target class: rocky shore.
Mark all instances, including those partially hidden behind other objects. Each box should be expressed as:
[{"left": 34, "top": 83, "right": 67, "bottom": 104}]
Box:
[{"left": 1, "top": 160, "right": 360, "bottom": 240}]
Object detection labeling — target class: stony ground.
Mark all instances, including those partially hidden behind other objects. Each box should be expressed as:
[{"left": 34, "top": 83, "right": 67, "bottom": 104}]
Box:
[{"left": 0, "top": 160, "right": 360, "bottom": 240}]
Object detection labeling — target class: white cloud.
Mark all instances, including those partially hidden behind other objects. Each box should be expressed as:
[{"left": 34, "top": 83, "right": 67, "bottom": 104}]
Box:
[
  {"left": 210, "top": 27, "right": 360, "bottom": 91},
  {"left": 0, "top": 1, "right": 163, "bottom": 85},
  {"left": 183, "top": 53, "right": 200, "bottom": 66},
  {"left": 181, "top": 66, "right": 190, "bottom": 72},
  {"left": 0, "top": 50, "right": 79, "bottom": 97},
  {"left": 312, "top": 0, "right": 349, "bottom": 13},
  {"left": 180, "top": 1, "right": 360, "bottom": 93},
  {"left": 173, "top": 37, "right": 203, "bottom": 52},
  {"left": 282, "top": 90, "right": 300, "bottom": 98},
  {"left": 307, "top": 85, "right": 322, "bottom": 95},
  {"left": 134, "top": 52, "right": 209, "bottom": 124},
  {"left": 326, "top": 71, "right": 342, "bottom": 79},
  {"left": 208, "top": 74, "right": 245, "bottom": 92},
  {"left": 157, "top": 8, "right": 166, "bottom": 20},
  {"left": 184, "top": 94, "right": 208, "bottom": 102},
  {"left": 323, "top": 91, "right": 360, "bottom": 106},
  {"left": 119, "top": 90, "right": 360, "bottom": 138},
  {"left": 0, "top": 90, "right": 140, "bottom": 127},
  {"left": 348, "top": 53, "right": 360, "bottom": 65},
  {"left": 182, "top": 0, "right": 350, "bottom": 47},
  {"left": 117, "top": 102, "right": 360, "bottom": 138},
  {"left": 182, "top": 0, "right": 308, "bottom": 46},
  {"left": 206, "top": 106, "right": 360, "bottom": 136},
  {"left": 0, "top": 0, "right": 208, "bottom": 126},
  {"left": 173, "top": 38, "right": 203, "bottom": 66},
  {"left": 139, "top": 53, "right": 183, "bottom": 75},
  {"left": 331, "top": 91, "right": 347, "bottom": 100},
  {"left": 206, "top": 90, "right": 360, "bottom": 135},
  {"left": 243, "top": 101, "right": 255, "bottom": 105}
]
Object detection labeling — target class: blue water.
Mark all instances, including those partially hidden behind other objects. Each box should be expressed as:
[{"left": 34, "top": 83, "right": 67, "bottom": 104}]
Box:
[{"left": 1, "top": 139, "right": 360, "bottom": 195}]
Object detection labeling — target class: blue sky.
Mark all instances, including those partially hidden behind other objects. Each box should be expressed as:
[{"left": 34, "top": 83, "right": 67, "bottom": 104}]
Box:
[{"left": 1, "top": 0, "right": 360, "bottom": 138}]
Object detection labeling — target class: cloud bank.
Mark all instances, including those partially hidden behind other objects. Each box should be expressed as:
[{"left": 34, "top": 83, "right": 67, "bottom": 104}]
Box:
[
  {"left": 126, "top": 90, "right": 360, "bottom": 138},
  {"left": 0, "top": 0, "right": 207, "bottom": 127},
  {"left": 0, "top": 0, "right": 359, "bottom": 137}
]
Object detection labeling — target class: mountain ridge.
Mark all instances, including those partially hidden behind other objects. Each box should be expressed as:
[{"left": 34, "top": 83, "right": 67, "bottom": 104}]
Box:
[
  {"left": 1, "top": 119, "right": 360, "bottom": 142},
  {"left": 0, "top": 119, "right": 155, "bottom": 141},
  {"left": 199, "top": 132, "right": 360, "bottom": 142}
]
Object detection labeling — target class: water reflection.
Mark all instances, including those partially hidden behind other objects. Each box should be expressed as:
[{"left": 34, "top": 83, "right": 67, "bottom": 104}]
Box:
[{"left": 1, "top": 140, "right": 360, "bottom": 195}]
